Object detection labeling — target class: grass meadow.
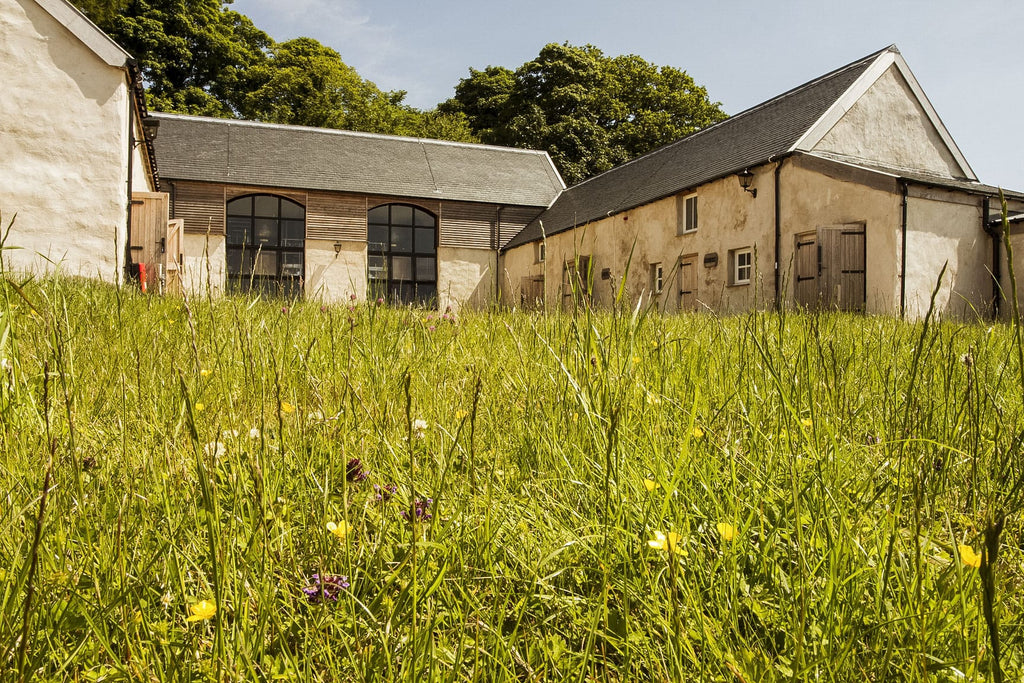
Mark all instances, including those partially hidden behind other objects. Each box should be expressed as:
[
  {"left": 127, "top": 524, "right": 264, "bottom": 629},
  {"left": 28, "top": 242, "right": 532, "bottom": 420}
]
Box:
[{"left": 0, "top": 274, "right": 1022, "bottom": 681}]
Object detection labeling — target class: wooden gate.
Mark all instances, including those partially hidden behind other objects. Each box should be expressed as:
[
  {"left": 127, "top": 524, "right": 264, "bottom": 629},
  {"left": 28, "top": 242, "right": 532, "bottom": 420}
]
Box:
[
  {"left": 130, "top": 192, "right": 181, "bottom": 294},
  {"left": 793, "top": 224, "right": 866, "bottom": 312},
  {"left": 678, "top": 254, "right": 697, "bottom": 311}
]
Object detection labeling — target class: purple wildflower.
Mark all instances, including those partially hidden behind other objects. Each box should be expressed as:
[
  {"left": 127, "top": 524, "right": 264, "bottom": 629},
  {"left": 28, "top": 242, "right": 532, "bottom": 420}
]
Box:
[
  {"left": 302, "top": 573, "right": 350, "bottom": 603},
  {"left": 346, "top": 458, "right": 368, "bottom": 483},
  {"left": 400, "top": 497, "right": 433, "bottom": 522},
  {"left": 376, "top": 297, "right": 384, "bottom": 305},
  {"left": 374, "top": 483, "right": 397, "bottom": 502},
  {"left": 320, "top": 305, "right": 328, "bottom": 313},
  {"left": 349, "top": 293, "right": 357, "bottom": 301}
]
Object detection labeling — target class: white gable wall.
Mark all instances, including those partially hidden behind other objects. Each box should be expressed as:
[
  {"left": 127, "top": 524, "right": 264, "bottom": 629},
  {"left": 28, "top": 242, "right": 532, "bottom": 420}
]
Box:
[
  {"left": 810, "top": 64, "right": 965, "bottom": 179},
  {"left": 0, "top": 0, "right": 131, "bottom": 281}
]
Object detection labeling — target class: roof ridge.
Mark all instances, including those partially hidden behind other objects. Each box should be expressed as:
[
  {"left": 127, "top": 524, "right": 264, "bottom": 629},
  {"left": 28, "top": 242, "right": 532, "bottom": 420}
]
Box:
[
  {"left": 558, "top": 45, "right": 897, "bottom": 194},
  {"left": 149, "top": 112, "right": 552, "bottom": 157}
]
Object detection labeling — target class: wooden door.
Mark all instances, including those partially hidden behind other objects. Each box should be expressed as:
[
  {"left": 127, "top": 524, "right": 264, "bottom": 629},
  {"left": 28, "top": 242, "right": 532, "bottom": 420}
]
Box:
[
  {"left": 164, "top": 219, "right": 183, "bottom": 295},
  {"left": 818, "top": 225, "right": 866, "bottom": 312},
  {"left": 678, "top": 255, "right": 697, "bottom": 311},
  {"left": 794, "top": 232, "right": 818, "bottom": 307},
  {"left": 130, "top": 191, "right": 170, "bottom": 292}
]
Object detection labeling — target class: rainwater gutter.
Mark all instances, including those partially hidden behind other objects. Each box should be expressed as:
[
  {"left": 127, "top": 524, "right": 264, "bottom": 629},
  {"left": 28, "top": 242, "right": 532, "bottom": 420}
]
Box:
[{"left": 899, "top": 181, "right": 908, "bottom": 319}]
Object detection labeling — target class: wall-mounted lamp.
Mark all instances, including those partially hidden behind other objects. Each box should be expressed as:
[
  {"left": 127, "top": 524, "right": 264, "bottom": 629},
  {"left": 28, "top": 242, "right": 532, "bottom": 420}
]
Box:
[
  {"left": 738, "top": 169, "right": 757, "bottom": 198},
  {"left": 333, "top": 241, "right": 343, "bottom": 255},
  {"left": 141, "top": 117, "right": 160, "bottom": 141}
]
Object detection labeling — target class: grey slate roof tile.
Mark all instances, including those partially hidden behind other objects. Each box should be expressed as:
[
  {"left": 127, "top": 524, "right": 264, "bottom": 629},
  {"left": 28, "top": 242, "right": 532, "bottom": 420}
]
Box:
[
  {"left": 151, "top": 114, "right": 564, "bottom": 208},
  {"left": 504, "top": 46, "right": 894, "bottom": 249}
]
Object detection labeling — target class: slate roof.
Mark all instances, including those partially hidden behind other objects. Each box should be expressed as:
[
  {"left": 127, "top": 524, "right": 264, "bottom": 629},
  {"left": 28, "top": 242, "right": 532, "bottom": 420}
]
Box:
[
  {"left": 504, "top": 46, "right": 895, "bottom": 249},
  {"left": 151, "top": 113, "right": 564, "bottom": 208}
]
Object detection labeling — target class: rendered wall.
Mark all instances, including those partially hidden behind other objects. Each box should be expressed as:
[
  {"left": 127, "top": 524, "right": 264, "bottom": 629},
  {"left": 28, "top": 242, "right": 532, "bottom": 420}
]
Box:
[
  {"left": 0, "top": 0, "right": 129, "bottom": 281},
  {"left": 181, "top": 233, "right": 225, "bottom": 295},
  {"left": 502, "top": 168, "right": 777, "bottom": 314},
  {"left": 903, "top": 188, "right": 988, "bottom": 319},
  {"left": 812, "top": 64, "right": 965, "bottom": 179},
  {"left": 306, "top": 240, "right": 366, "bottom": 302},
  {"left": 780, "top": 156, "right": 902, "bottom": 314},
  {"left": 438, "top": 247, "right": 495, "bottom": 311}
]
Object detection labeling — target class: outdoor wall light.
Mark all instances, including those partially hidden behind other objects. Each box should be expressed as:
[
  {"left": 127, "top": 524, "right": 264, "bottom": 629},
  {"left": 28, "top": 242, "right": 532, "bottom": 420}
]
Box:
[
  {"left": 333, "top": 241, "right": 343, "bottom": 255},
  {"left": 738, "top": 169, "right": 757, "bottom": 198}
]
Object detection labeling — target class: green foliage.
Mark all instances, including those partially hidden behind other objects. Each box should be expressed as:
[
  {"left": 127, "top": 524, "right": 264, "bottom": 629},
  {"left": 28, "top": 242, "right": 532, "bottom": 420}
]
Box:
[
  {"left": 0, "top": 276, "right": 1022, "bottom": 680},
  {"left": 441, "top": 43, "right": 728, "bottom": 184}
]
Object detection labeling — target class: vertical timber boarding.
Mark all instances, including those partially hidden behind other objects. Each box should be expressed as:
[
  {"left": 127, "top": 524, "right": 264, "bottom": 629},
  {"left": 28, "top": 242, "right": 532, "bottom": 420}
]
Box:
[
  {"left": 794, "top": 224, "right": 866, "bottom": 312},
  {"left": 130, "top": 191, "right": 170, "bottom": 292},
  {"left": 678, "top": 254, "right": 698, "bottom": 311}
]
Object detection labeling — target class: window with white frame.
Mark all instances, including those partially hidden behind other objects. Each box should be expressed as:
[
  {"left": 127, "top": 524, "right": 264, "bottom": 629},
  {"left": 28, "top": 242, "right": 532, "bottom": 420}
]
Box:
[
  {"left": 536, "top": 241, "right": 546, "bottom": 263},
  {"left": 730, "top": 247, "right": 752, "bottom": 285},
  {"left": 650, "top": 262, "right": 664, "bottom": 294},
  {"left": 678, "top": 194, "right": 698, "bottom": 234}
]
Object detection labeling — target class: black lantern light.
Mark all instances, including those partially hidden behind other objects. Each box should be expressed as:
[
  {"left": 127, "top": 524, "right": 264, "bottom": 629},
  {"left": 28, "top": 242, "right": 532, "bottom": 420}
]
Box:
[{"left": 738, "top": 169, "right": 757, "bottom": 198}]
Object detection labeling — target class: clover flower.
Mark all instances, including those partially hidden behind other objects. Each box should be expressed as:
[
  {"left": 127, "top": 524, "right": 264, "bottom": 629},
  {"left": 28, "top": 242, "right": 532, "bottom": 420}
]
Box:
[
  {"left": 412, "top": 419, "right": 428, "bottom": 439},
  {"left": 302, "top": 573, "right": 350, "bottom": 603},
  {"left": 346, "top": 458, "right": 368, "bottom": 482},
  {"left": 186, "top": 599, "right": 216, "bottom": 622}
]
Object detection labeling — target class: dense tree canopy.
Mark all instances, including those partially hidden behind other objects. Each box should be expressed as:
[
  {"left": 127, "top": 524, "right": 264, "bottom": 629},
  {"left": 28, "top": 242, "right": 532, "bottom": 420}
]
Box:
[
  {"left": 73, "top": 0, "right": 475, "bottom": 140},
  {"left": 441, "top": 43, "right": 728, "bottom": 184}
]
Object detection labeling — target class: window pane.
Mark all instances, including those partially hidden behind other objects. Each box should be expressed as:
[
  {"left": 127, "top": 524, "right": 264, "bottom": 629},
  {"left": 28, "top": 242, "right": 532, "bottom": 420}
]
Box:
[
  {"left": 255, "top": 196, "right": 279, "bottom": 217},
  {"left": 254, "top": 219, "right": 278, "bottom": 246},
  {"left": 415, "top": 227, "right": 435, "bottom": 254},
  {"left": 227, "top": 196, "right": 252, "bottom": 216},
  {"left": 415, "top": 256, "right": 436, "bottom": 282},
  {"left": 281, "top": 252, "right": 303, "bottom": 278},
  {"left": 254, "top": 252, "right": 278, "bottom": 276},
  {"left": 281, "top": 199, "right": 304, "bottom": 219},
  {"left": 392, "top": 256, "right": 412, "bottom": 281},
  {"left": 415, "top": 282, "right": 436, "bottom": 304},
  {"left": 391, "top": 226, "right": 413, "bottom": 253},
  {"left": 368, "top": 205, "right": 389, "bottom": 223},
  {"left": 227, "top": 217, "right": 249, "bottom": 246},
  {"left": 391, "top": 205, "right": 413, "bottom": 226},
  {"left": 281, "top": 220, "right": 304, "bottom": 247},
  {"left": 227, "top": 248, "right": 253, "bottom": 275},
  {"left": 368, "top": 254, "right": 386, "bottom": 280},
  {"left": 368, "top": 225, "right": 388, "bottom": 252},
  {"left": 414, "top": 209, "right": 435, "bottom": 227}
]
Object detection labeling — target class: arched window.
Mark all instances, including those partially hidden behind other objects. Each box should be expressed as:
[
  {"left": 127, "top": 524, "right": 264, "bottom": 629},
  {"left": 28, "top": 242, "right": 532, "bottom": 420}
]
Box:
[
  {"left": 226, "top": 195, "right": 305, "bottom": 296},
  {"left": 367, "top": 204, "right": 436, "bottom": 304}
]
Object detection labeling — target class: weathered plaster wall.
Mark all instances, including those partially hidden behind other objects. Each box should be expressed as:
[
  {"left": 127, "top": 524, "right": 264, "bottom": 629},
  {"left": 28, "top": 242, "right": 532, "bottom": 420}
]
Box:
[
  {"left": 812, "top": 64, "right": 964, "bottom": 178},
  {"left": 438, "top": 247, "right": 495, "bottom": 311},
  {"left": 502, "top": 168, "right": 777, "bottom": 314},
  {"left": 903, "top": 188, "right": 988, "bottom": 319},
  {"left": 0, "top": 0, "right": 129, "bottom": 281},
  {"left": 306, "top": 240, "right": 366, "bottom": 302},
  {"left": 780, "top": 156, "right": 902, "bottom": 314},
  {"left": 181, "top": 233, "right": 225, "bottom": 295}
]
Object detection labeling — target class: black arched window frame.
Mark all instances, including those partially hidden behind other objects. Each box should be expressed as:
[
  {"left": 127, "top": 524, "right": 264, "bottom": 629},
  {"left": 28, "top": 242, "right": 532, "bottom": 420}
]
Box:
[
  {"left": 367, "top": 203, "right": 437, "bottom": 305},
  {"left": 225, "top": 194, "right": 305, "bottom": 296}
]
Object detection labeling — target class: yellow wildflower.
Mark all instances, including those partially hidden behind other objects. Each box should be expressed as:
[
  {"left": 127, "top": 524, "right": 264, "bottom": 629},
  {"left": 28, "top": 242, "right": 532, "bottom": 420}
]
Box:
[
  {"left": 648, "top": 530, "right": 686, "bottom": 556},
  {"left": 280, "top": 401, "right": 296, "bottom": 415},
  {"left": 455, "top": 410, "right": 469, "bottom": 421},
  {"left": 200, "top": 369, "right": 212, "bottom": 378},
  {"left": 692, "top": 426, "right": 704, "bottom": 439},
  {"left": 716, "top": 522, "right": 738, "bottom": 542},
  {"left": 800, "top": 418, "right": 813, "bottom": 429},
  {"left": 327, "top": 520, "right": 349, "bottom": 540},
  {"left": 186, "top": 599, "right": 216, "bottom": 622},
  {"left": 643, "top": 479, "right": 659, "bottom": 492},
  {"left": 195, "top": 402, "right": 205, "bottom": 412},
  {"left": 958, "top": 543, "right": 982, "bottom": 569}
]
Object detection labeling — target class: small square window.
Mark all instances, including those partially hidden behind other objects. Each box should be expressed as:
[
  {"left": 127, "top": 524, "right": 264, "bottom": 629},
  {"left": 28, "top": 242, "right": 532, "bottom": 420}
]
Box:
[
  {"left": 536, "top": 241, "right": 546, "bottom": 263},
  {"left": 650, "top": 262, "right": 664, "bottom": 294},
  {"left": 730, "top": 247, "right": 752, "bottom": 285},
  {"left": 678, "top": 194, "right": 698, "bottom": 235}
]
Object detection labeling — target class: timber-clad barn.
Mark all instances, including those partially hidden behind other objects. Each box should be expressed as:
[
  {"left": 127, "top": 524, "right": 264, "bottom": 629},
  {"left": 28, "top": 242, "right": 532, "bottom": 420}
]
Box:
[{"left": 3, "top": 0, "right": 1024, "bottom": 319}]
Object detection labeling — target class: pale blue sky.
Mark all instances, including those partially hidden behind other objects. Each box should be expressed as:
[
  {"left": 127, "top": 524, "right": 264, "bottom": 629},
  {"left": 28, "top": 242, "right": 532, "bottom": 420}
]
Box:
[{"left": 230, "top": 0, "right": 1023, "bottom": 191}]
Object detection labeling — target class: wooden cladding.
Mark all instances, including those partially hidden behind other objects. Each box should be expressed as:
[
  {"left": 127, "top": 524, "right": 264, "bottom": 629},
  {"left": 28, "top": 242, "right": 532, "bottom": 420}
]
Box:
[
  {"left": 173, "top": 181, "right": 224, "bottom": 234},
  {"left": 439, "top": 202, "right": 495, "bottom": 249},
  {"left": 307, "top": 192, "right": 365, "bottom": 241},
  {"left": 168, "top": 179, "right": 534, "bottom": 248},
  {"left": 499, "top": 206, "right": 543, "bottom": 248}
]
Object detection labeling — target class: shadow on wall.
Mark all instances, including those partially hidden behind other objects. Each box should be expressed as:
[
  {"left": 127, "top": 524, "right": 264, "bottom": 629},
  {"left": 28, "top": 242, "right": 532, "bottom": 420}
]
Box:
[{"left": 21, "top": 0, "right": 122, "bottom": 106}]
